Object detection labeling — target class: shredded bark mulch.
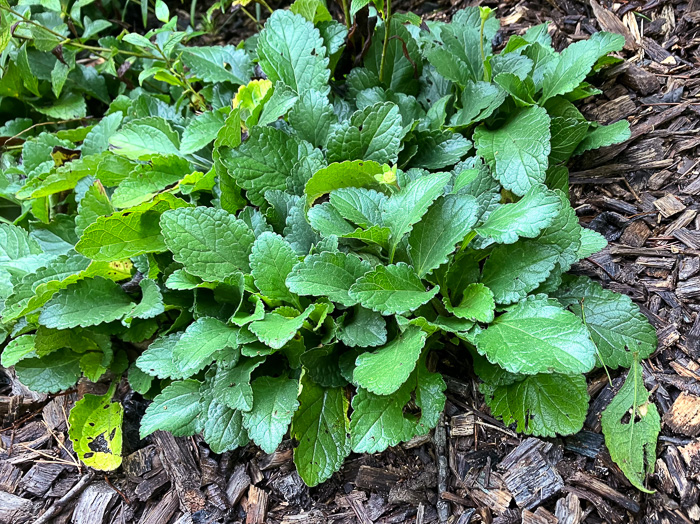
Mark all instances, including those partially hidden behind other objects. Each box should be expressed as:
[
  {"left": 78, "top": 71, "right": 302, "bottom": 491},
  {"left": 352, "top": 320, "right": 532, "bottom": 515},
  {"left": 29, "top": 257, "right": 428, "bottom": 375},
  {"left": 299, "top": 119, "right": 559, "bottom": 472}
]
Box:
[{"left": 2, "top": 0, "right": 700, "bottom": 522}]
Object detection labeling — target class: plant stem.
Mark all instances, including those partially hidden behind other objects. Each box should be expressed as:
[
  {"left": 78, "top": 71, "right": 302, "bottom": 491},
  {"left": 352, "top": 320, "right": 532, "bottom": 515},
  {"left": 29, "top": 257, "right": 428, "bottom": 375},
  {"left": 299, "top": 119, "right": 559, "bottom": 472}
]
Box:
[
  {"left": 256, "top": 0, "right": 273, "bottom": 14},
  {"left": 479, "top": 17, "right": 489, "bottom": 82},
  {"left": 340, "top": 0, "right": 351, "bottom": 28},
  {"left": 378, "top": 0, "right": 392, "bottom": 83}
]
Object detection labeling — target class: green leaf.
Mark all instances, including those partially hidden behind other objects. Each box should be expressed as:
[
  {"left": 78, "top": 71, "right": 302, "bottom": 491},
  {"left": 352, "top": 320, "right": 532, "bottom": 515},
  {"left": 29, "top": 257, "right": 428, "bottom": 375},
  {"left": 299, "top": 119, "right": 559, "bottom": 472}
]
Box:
[
  {"left": 474, "top": 295, "right": 597, "bottom": 375},
  {"left": 15, "top": 348, "right": 82, "bottom": 394},
  {"left": 250, "top": 304, "right": 315, "bottom": 349},
  {"left": 451, "top": 81, "right": 506, "bottom": 127},
  {"left": 350, "top": 382, "right": 416, "bottom": 453},
  {"left": 330, "top": 187, "right": 386, "bottom": 228},
  {"left": 480, "top": 240, "right": 559, "bottom": 304},
  {"left": 135, "top": 332, "right": 180, "bottom": 379},
  {"left": 292, "top": 374, "right": 350, "bottom": 486},
  {"left": 125, "top": 278, "right": 164, "bottom": 321},
  {"left": 76, "top": 194, "right": 189, "bottom": 261},
  {"left": 211, "top": 357, "right": 265, "bottom": 412},
  {"left": 476, "top": 186, "right": 561, "bottom": 244},
  {"left": 140, "top": 379, "right": 202, "bottom": 438},
  {"left": 257, "top": 10, "right": 329, "bottom": 94},
  {"left": 242, "top": 375, "right": 299, "bottom": 453},
  {"left": 353, "top": 325, "right": 426, "bottom": 395},
  {"left": 337, "top": 307, "right": 387, "bottom": 348},
  {"left": 326, "top": 102, "right": 404, "bottom": 164},
  {"left": 365, "top": 19, "right": 422, "bottom": 94},
  {"left": 443, "top": 283, "right": 495, "bottom": 323},
  {"left": 574, "top": 120, "right": 631, "bottom": 155},
  {"left": 553, "top": 276, "right": 657, "bottom": 369},
  {"left": 68, "top": 384, "right": 123, "bottom": 470},
  {"left": 601, "top": 360, "right": 660, "bottom": 493},
  {"left": 548, "top": 116, "right": 589, "bottom": 165},
  {"left": 202, "top": 398, "right": 248, "bottom": 453},
  {"left": 286, "top": 251, "right": 371, "bottom": 306},
  {"left": 413, "top": 355, "right": 446, "bottom": 433},
  {"left": 474, "top": 106, "right": 551, "bottom": 196},
  {"left": 486, "top": 373, "right": 588, "bottom": 437},
  {"left": 382, "top": 172, "right": 451, "bottom": 251},
  {"left": 1, "top": 334, "right": 37, "bottom": 367},
  {"left": 577, "top": 228, "right": 607, "bottom": 259},
  {"left": 39, "top": 277, "right": 135, "bottom": 329},
  {"left": 181, "top": 46, "right": 252, "bottom": 84},
  {"left": 172, "top": 317, "right": 239, "bottom": 379},
  {"left": 410, "top": 130, "right": 472, "bottom": 170},
  {"left": 109, "top": 117, "right": 180, "bottom": 159},
  {"left": 541, "top": 32, "right": 625, "bottom": 102},
  {"left": 161, "top": 207, "right": 255, "bottom": 281},
  {"left": 75, "top": 182, "right": 113, "bottom": 237},
  {"left": 250, "top": 232, "right": 299, "bottom": 303},
  {"left": 220, "top": 126, "right": 312, "bottom": 206},
  {"left": 181, "top": 109, "right": 228, "bottom": 154},
  {"left": 349, "top": 263, "right": 439, "bottom": 315},
  {"left": 408, "top": 194, "right": 479, "bottom": 277},
  {"left": 111, "top": 156, "right": 191, "bottom": 209},
  {"left": 305, "top": 160, "right": 386, "bottom": 207},
  {"left": 258, "top": 82, "right": 298, "bottom": 126},
  {"left": 288, "top": 89, "right": 338, "bottom": 148}
]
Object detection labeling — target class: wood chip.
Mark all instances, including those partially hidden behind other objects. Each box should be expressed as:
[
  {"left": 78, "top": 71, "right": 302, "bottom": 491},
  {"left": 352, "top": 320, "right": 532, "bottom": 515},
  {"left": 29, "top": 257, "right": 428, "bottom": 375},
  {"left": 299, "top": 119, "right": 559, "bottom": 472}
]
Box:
[
  {"left": 522, "top": 507, "right": 558, "bottom": 524},
  {"left": 245, "top": 485, "right": 268, "bottom": 524},
  {"left": 653, "top": 194, "right": 687, "bottom": 218},
  {"left": 226, "top": 464, "right": 251, "bottom": 507},
  {"left": 665, "top": 392, "right": 700, "bottom": 436},
  {"left": 568, "top": 471, "right": 640, "bottom": 513},
  {"left": 354, "top": 466, "right": 401, "bottom": 492},
  {"left": 590, "top": 0, "right": 638, "bottom": 50},
  {"left": 555, "top": 493, "right": 582, "bottom": 524},
  {"left": 450, "top": 413, "right": 475, "bottom": 437},
  {"left": 71, "top": 482, "right": 119, "bottom": 524}
]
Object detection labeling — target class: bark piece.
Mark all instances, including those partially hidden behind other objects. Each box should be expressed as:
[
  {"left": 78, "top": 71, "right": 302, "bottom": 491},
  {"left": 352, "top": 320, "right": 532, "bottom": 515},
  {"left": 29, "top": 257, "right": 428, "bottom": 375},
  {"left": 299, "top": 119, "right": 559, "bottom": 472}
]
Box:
[
  {"left": 620, "top": 64, "right": 659, "bottom": 95},
  {"left": 521, "top": 507, "right": 558, "bottom": 524},
  {"left": 0, "top": 491, "right": 35, "bottom": 524},
  {"left": 568, "top": 471, "right": 639, "bottom": 513},
  {"left": 71, "top": 482, "right": 119, "bottom": 524},
  {"left": 620, "top": 221, "right": 651, "bottom": 247},
  {"left": 354, "top": 466, "right": 401, "bottom": 492},
  {"left": 152, "top": 431, "right": 206, "bottom": 513},
  {"left": 245, "top": 485, "right": 268, "bottom": 524},
  {"left": 138, "top": 490, "right": 180, "bottom": 524},
  {"left": 19, "top": 462, "right": 64, "bottom": 497},
  {"left": 555, "top": 493, "right": 582, "bottom": 524},
  {"left": 226, "top": 464, "right": 251, "bottom": 507},
  {"left": 450, "top": 413, "right": 475, "bottom": 437},
  {"left": 654, "top": 194, "right": 686, "bottom": 218},
  {"left": 499, "top": 439, "right": 564, "bottom": 510},
  {"left": 0, "top": 462, "right": 23, "bottom": 494}
]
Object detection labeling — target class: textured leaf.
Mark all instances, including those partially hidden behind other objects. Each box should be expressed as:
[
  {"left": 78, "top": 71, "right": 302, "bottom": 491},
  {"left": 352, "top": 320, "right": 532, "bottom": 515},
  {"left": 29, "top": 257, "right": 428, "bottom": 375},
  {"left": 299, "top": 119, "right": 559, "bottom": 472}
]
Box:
[
  {"left": 474, "top": 106, "right": 551, "bottom": 196},
  {"left": 172, "top": 318, "right": 240, "bottom": 379},
  {"left": 476, "top": 186, "right": 561, "bottom": 244},
  {"left": 574, "top": 120, "right": 631, "bottom": 155},
  {"left": 553, "top": 276, "right": 657, "bottom": 369},
  {"left": 202, "top": 398, "right": 249, "bottom": 453},
  {"left": 111, "top": 156, "right": 191, "bottom": 209},
  {"left": 486, "top": 373, "right": 588, "bottom": 437},
  {"left": 382, "top": 172, "right": 451, "bottom": 252},
  {"left": 242, "top": 376, "right": 299, "bottom": 453},
  {"left": 337, "top": 307, "right": 387, "bottom": 348},
  {"left": 181, "top": 46, "right": 252, "bottom": 84},
  {"left": 411, "top": 130, "right": 472, "bottom": 170},
  {"left": 305, "top": 160, "right": 385, "bottom": 207},
  {"left": 443, "top": 283, "right": 495, "bottom": 323},
  {"left": 140, "top": 380, "right": 202, "bottom": 438},
  {"left": 480, "top": 240, "right": 559, "bottom": 304},
  {"left": 257, "top": 10, "right": 329, "bottom": 93},
  {"left": 211, "top": 357, "right": 265, "bottom": 412},
  {"left": 288, "top": 89, "right": 338, "bottom": 148},
  {"left": 365, "top": 19, "right": 422, "bottom": 94},
  {"left": 349, "top": 263, "right": 439, "bottom": 315},
  {"left": 286, "top": 251, "right": 371, "bottom": 306},
  {"left": 39, "top": 277, "right": 135, "bottom": 329},
  {"left": 82, "top": 112, "right": 124, "bottom": 156},
  {"left": 109, "top": 117, "right": 180, "bottom": 159},
  {"left": 75, "top": 182, "right": 113, "bottom": 236},
  {"left": 14, "top": 348, "right": 82, "bottom": 394},
  {"left": 330, "top": 187, "right": 386, "bottom": 228},
  {"left": 326, "top": 102, "right": 404, "bottom": 164},
  {"left": 474, "top": 295, "right": 597, "bottom": 375},
  {"left": 250, "top": 232, "right": 299, "bottom": 304},
  {"left": 135, "top": 332, "right": 181, "bottom": 379},
  {"left": 2, "top": 334, "right": 37, "bottom": 367},
  {"left": 577, "top": 228, "right": 607, "bottom": 259},
  {"left": 220, "top": 126, "right": 312, "bottom": 205},
  {"left": 541, "top": 32, "right": 625, "bottom": 102},
  {"left": 350, "top": 382, "right": 416, "bottom": 453},
  {"left": 180, "top": 109, "right": 228, "bottom": 154},
  {"left": 76, "top": 194, "right": 189, "bottom": 261},
  {"left": 408, "top": 194, "right": 479, "bottom": 276},
  {"left": 601, "top": 361, "right": 660, "bottom": 493},
  {"left": 161, "top": 207, "right": 255, "bottom": 281},
  {"left": 249, "top": 305, "right": 315, "bottom": 349},
  {"left": 353, "top": 326, "right": 426, "bottom": 395},
  {"left": 68, "top": 384, "right": 123, "bottom": 470},
  {"left": 292, "top": 375, "right": 350, "bottom": 486}
]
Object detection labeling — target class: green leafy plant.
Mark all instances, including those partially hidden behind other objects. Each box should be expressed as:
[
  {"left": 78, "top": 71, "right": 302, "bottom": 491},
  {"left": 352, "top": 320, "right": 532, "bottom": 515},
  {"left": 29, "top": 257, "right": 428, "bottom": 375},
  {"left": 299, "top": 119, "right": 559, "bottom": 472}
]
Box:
[{"left": 0, "top": 0, "right": 660, "bottom": 490}]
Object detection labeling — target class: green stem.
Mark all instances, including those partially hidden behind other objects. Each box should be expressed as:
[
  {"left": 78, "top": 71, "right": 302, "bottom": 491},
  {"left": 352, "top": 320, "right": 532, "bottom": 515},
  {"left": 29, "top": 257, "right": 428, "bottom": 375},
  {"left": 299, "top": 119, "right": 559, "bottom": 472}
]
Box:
[
  {"left": 378, "top": 0, "right": 392, "bottom": 83},
  {"left": 256, "top": 0, "right": 273, "bottom": 14},
  {"left": 479, "top": 17, "right": 489, "bottom": 82},
  {"left": 459, "top": 230, "right": 477, "bottom": 253},
  {"left": 340, "top": 0, "right": 351, "bottom": 28}
]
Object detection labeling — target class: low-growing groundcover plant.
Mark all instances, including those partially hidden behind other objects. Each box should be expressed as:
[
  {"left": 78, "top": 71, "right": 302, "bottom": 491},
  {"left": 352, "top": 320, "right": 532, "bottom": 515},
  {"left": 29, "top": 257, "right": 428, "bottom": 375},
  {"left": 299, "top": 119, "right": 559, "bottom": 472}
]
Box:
[{"left": 0, "top": 0, "right": 661, "bottom": 491}]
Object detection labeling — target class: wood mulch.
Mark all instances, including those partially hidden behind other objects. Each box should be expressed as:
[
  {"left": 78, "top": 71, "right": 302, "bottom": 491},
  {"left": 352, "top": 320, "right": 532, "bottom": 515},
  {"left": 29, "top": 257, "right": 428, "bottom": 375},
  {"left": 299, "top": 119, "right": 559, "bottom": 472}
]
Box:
[{"left": 2, "top": 0, "right": 700, "bottom": 522}]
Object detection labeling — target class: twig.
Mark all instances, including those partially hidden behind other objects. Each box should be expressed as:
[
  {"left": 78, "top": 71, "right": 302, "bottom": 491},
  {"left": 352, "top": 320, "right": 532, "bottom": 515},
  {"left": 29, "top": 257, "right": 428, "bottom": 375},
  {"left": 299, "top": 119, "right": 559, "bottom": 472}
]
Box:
[
  {"left": 104, "top": 475, "right": 131, "bottom": 504},
  {"left": 34, "top": 470, "right": 95, "bottom": 524},
  {"left": 433, "top": 413, "right": 450, "bottom": 523}
]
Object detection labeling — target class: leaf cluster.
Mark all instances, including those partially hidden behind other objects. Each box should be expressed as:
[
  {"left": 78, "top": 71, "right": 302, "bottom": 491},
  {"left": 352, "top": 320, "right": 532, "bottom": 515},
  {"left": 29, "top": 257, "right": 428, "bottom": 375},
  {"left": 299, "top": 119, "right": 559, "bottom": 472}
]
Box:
[{"left": 0, "top": 0, "right": 659, "bottom": 489}]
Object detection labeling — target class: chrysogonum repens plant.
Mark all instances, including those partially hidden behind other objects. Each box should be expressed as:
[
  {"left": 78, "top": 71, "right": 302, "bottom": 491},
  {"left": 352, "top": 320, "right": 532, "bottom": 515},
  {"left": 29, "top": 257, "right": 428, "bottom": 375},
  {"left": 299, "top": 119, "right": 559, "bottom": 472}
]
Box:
[{"left": 0, "top": 0, "right": 660, "bottom": 491}]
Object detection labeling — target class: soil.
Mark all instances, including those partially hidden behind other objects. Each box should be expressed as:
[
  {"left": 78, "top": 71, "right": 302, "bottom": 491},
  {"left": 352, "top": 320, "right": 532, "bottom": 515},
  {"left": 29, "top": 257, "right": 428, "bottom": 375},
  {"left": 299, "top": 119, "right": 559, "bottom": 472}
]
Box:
[{"left": 2, "top": 0, "right": 700, "bottom": 522}]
